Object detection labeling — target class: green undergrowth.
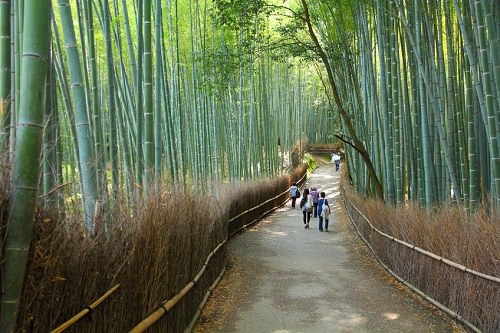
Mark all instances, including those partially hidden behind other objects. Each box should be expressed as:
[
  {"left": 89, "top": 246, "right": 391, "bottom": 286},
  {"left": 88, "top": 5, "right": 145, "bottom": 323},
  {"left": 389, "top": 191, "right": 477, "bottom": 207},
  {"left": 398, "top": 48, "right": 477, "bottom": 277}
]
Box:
[{"left": 302, "top": 153, "right": 317, "bottom": 173}]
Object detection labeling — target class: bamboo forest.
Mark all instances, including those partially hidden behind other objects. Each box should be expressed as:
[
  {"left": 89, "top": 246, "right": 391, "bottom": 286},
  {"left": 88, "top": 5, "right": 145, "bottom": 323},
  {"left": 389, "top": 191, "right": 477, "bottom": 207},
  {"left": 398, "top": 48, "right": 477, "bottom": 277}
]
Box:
[{"left": 0, "top": 0, "right": 499, "bottom": 332}]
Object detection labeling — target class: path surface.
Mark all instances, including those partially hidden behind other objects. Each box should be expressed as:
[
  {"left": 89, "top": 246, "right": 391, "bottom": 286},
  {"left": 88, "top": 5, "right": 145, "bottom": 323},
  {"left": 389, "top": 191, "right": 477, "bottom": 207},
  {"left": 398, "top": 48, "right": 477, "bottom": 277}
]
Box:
[{"left": 194, "top": 163, "right": 464, "bottom": 333}]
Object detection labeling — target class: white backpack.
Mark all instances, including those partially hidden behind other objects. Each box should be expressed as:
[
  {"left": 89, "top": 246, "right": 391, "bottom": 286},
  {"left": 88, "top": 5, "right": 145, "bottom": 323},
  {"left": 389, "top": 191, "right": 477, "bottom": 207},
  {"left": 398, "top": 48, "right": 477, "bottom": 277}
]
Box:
[{"left": 322, "top": 201, "right": 331, "bottom": 217}]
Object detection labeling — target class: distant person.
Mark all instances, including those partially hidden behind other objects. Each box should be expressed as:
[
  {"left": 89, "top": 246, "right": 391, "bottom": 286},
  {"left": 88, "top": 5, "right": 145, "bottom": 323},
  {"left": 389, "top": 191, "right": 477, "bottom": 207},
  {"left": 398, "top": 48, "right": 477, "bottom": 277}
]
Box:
[
  {"left": 317, "top": 191, "right": 331, "bottom": 232},
  {"left": 299, "top": 188, "right": 313, "bottom": 229},
  {"left": 332, "top": 152, "right": 341, "bottom": 171},
  {"left": 310, "top": 187, "right": 319, "bottom": 217},
  {"left": 289, "top": 182, "right": 300, "bottom": 208}
]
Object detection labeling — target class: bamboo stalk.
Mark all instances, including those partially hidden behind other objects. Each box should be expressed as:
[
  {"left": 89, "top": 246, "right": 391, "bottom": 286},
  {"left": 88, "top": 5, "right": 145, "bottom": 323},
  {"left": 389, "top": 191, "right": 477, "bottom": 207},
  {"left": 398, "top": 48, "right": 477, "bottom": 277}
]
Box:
[
  {"left": 0, "top": 2, "right": 51, "bottom": 329},
  {"left": 51, "top": 284, "right": 120, "bottom": 333}
]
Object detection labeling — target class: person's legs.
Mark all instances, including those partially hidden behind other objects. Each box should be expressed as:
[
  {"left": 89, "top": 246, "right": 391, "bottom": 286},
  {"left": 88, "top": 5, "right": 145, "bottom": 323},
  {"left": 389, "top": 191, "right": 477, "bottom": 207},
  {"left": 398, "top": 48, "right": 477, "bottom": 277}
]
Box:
[
  {"left": 291, "top": 197, "right": 296, "bottom": 208},
  {"left": 306, "top": 211, "right": 311, "bottom": 227},
  {"left": 335, "top": 160, "right": 339, "bottom": 171},
  {"left": 324, "top": 218, "right": 329, "bottom": 231},
  {"left": 302, "top": 210, "right": 307, "bottom": 226},
  {"left": 318, "top": 216, "right": 323, "bottom": 231},
  {"left": 313, "top": 203, "right": 318, "bottom": 217}
]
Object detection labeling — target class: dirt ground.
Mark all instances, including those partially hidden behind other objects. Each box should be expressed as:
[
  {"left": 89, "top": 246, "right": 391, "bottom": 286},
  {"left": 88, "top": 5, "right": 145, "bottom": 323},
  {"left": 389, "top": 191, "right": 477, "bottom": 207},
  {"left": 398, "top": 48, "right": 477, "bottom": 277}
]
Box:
[{"left": 193, "top": 162, "right": 467, "bottom": 333}]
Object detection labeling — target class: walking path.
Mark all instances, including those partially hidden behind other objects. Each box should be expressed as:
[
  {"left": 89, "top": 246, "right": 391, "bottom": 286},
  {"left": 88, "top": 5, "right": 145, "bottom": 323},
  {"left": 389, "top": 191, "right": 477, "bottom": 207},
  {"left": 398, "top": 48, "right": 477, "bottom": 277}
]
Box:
[{"left": 194, "top": 163, "right": 463, "bottom": 333}]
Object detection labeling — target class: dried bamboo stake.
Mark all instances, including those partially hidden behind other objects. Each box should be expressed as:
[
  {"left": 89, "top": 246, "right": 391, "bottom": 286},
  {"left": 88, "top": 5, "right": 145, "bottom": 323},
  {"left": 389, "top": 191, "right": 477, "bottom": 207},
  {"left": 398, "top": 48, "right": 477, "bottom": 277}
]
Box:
[
  {"left": 186, "top": 267, "right": 227, "bottom": 332},
  {"left": 51, "top": 284, "right": 120, "bottom": 333}
]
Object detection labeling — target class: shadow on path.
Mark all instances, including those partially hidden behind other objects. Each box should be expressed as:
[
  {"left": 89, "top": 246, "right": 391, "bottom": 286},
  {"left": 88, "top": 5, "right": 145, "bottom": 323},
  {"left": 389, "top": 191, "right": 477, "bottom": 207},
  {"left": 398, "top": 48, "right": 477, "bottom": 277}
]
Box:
[{"left": 194, "top": 163, "right": 464, "bottom": 333}]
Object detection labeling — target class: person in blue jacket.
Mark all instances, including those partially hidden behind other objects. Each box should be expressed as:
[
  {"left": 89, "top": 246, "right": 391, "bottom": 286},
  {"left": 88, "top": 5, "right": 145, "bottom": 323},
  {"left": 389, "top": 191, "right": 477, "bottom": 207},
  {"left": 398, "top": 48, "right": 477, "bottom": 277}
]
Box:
[
  {"left": 289, "top": 182, "right": 299, "bottom": 208},
  {"left": 317, "top": 191, "right": 331, "bottom": 232}
]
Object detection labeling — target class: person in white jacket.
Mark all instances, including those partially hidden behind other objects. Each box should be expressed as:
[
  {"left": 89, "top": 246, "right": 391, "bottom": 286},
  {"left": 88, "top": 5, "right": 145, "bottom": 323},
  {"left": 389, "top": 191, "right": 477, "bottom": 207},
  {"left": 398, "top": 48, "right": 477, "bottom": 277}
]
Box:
[{"left": 331, "top": 153, "right": 341, "bottom": 171}]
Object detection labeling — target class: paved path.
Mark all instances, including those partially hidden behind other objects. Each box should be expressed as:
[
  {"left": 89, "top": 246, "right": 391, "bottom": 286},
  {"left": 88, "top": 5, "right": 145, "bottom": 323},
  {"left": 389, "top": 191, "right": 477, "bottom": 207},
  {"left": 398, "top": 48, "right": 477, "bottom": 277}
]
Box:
[{"left": 194, "top": 163, "right": 463, "bottom": 333}]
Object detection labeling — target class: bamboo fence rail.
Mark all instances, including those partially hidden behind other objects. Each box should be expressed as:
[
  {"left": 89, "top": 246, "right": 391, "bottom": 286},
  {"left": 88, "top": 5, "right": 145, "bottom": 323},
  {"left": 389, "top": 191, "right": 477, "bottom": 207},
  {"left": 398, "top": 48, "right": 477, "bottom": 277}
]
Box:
[
  {"left": 129, "top": 242, "right": 227, "bottom": 332},
  {"left": 185, "top": 267, "right": 227, "bottom": 332},
  {"left": 50, "top": 284, "right": 120, "bottom": 333}
]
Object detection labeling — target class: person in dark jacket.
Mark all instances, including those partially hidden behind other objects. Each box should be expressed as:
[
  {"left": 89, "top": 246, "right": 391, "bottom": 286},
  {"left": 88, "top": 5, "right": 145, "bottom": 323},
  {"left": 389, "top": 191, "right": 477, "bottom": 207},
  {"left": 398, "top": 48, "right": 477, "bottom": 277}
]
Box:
[
  {"left": 317, "top": 191, "right": 331, "bottom": 232},
  {"left": 299, "top": 188, "right": 313, "bottom": 229}
]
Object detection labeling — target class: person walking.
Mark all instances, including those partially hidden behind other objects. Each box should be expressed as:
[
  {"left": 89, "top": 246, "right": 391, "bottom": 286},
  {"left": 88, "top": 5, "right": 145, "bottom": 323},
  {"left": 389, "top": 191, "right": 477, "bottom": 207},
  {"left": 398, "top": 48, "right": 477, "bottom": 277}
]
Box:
[
  {"left": 332, "top": 153, "right": 341, "bottom": 171},
  {"left": 299, "top": 188, "right": 313, "bottom": 229},
  {"left": 310, "top": 187, "right": 319, "bottom": 217},
  {"left": 289, "top": 182, "right": 300, "bottom": 208},
  {"left": 317, "top": 192, "right": 331, "bottom": 232}
]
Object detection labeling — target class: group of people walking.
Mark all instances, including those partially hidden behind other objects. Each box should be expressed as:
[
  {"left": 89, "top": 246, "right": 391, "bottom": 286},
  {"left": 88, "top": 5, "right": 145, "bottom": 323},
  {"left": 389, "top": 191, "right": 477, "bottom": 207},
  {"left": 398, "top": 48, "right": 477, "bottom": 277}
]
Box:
[{"left": 289, "top": 183, "right": 331, "bottom": 231}]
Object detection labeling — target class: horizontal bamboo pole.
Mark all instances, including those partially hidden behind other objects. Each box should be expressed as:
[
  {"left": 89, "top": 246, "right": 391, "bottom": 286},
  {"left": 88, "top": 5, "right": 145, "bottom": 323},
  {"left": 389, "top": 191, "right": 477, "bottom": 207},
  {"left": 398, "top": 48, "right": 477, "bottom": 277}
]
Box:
[
  {"left": 130, "top": 282, "right": 195, "bottom": 332},
  {"left": 186, "top": 267, "right": 227, "bottom": 333},
  {"left": 130, "top": 241, "right": 227, "bottom": 332},
  {"left": 51, "top": 284, "right": 120, "bottom": 333}
]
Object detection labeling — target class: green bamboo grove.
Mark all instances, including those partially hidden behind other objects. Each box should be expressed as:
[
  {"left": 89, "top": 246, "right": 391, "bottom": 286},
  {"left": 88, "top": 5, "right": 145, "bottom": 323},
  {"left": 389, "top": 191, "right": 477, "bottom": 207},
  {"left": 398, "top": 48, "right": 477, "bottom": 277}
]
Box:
[
  {"left": 294, "top": 0, "right": 500, "bottom": 210},
  {"left": 1, "top": 0, "right": 333, "bottom": 229}
]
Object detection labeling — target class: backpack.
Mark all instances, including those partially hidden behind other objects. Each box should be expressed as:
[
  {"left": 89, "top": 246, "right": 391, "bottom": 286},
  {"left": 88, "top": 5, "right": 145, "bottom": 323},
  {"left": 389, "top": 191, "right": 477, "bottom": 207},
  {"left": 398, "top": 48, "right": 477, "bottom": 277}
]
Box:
[
  {"left": 305, "top": 195, "right": 313, "bottom": 212},
  {"left": 299, "top": 197, "right": 306, "bottom": 210},
  {"left": 322, "top": 202, "right": 331, "bottom": 217},
  {"left": 295, "top": 189, "right": 301, "bottom": 198}
]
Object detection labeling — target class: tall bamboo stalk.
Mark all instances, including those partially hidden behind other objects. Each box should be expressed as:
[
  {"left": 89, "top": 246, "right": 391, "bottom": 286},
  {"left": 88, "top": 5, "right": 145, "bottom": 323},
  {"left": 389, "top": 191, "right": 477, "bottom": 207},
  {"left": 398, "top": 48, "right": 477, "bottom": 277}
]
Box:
[
  {"left": 0, "top": 0, "right": 10, "bottom": 151},
  {"left": 57, "top": 0, "right": 98, "bottom": 232},
  {"left": 0, "top": 1, "right": 51, "bottom": 330},
  {"left": 143, "top": 0, "right": 154, "bottom": 191}
]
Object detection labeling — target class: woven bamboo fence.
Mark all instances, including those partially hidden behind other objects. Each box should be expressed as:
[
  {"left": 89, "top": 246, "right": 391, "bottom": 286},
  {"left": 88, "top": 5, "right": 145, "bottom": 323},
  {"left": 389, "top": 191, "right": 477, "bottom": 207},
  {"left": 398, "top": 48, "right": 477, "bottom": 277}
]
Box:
[{"left": 49, "top": 171, "right": 308, "bottom": 332}]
